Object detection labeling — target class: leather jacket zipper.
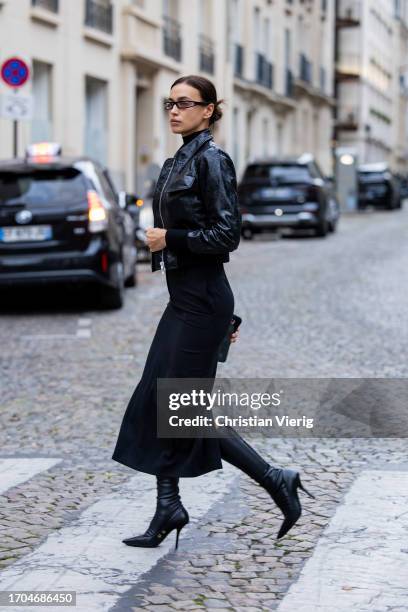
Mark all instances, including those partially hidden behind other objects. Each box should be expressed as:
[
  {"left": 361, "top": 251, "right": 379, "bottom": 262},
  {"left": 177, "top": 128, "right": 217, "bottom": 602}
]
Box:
[{"left": 158, "top": 157, "right": 177, "bottom": 274}]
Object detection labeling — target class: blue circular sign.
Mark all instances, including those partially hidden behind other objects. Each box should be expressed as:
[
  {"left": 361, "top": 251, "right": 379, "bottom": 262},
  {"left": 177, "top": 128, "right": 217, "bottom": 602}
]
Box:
[{"left": 1, "top": 57, "right": 30, "bottom": 88}]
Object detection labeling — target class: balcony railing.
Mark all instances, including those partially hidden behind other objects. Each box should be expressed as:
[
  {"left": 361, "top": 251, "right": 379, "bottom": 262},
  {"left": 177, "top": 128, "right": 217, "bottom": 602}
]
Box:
[
  {"left": 199, "top": 34, "right": 215, "bottom": 74},
  {"left": 299, "top": 53, "right": 312, "bottom": 84},
  {"left": 85, "top": 0, "right": 113, "bottom": 34},
  {"left": 234, "top": 43, "right": 244, "bottom": 78},
  {"left": 335, "top": 105, "right": 360, "bottom": 129},
  {"left": 255, "top": 53, "right": 273, "bottom": 89},
  {"left": 31, "top": 0, "right": 59, "bottom": 12},
  {"left": 285, "top": 67, "right": 294, "bottom": 97},
  {"left": 162, "top": 15, "right": 182, "bottom": 62}
]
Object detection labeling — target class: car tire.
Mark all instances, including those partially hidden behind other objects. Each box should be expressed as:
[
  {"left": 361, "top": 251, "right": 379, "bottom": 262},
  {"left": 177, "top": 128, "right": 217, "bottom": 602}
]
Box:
[
  {"left": 100, "top": 261, "right": 125, "bottom": 310},
  {"left": 328, "top": 220, "right": 337, "bottom": 233},
  {"left": 314, "top": 218, "right": 328, "bottom": 237},
  {"left": 125, "top": 262, "right": 138, "bottom": 288}
]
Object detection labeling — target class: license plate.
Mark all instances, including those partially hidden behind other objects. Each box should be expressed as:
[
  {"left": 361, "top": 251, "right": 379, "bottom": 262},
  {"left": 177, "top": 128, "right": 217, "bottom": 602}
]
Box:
[
  {"left": 260, "top": 187, "right": 293, "bottom": 199},
  {"left": 0, "top": 225, "right": 53, "bottom": 242}
]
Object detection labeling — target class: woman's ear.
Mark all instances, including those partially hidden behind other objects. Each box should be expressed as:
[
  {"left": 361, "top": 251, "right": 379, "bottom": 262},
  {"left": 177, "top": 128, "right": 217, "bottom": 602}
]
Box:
[{"left": 204, "top": 103, "right": 215, "bottom": 120}]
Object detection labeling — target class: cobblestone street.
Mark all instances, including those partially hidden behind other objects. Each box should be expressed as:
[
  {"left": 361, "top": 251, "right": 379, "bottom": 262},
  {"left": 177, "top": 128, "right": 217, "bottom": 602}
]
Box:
[{"left": 1, "top": 208, "right": 408, "bottom": 611}]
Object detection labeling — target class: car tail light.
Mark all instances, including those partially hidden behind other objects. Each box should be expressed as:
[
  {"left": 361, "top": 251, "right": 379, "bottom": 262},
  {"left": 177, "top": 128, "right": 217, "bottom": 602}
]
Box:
[
  {"left": 101, "top": 251, "right": 109, "bottom": 273},
  {"left": 87, "top": 190, "right": 108, "bottom": 233}
]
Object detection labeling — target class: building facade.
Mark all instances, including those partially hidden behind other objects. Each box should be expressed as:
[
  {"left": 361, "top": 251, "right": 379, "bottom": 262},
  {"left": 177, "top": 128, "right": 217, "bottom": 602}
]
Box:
[
  {"left": 0, "top": 0, "right": 338, "bottom": 194},
  {"left": 334, "top": 0, "right": 408, "bottom": 171}
]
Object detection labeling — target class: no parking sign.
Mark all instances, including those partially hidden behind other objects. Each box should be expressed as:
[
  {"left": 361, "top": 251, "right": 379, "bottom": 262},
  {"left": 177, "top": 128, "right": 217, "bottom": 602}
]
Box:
[
  {"left": 1, "top": 57, "right": 30, "bottom": 88},
  {"left": 1, "top": 56, "right": 31, "bottom": 156}
]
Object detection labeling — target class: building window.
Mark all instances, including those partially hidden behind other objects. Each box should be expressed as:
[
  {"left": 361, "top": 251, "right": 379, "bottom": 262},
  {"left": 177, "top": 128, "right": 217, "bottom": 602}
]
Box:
[
  {"left": 31, "top": 60, "right": 53, "bottom": 142},
  {"left": 198, "top": 0, "right": 215, "bottom": 74},
  {"left": 31, "top": 0, "right": 59, "bottom": 12},
  {"left": 299, "top": 52, "right": 312, "bottom": 84},
  {"left": 84, "top": 76, "right": 108, "bottom": 164},
  {"left": 162, "top": 14, "right": 182, "bottom": 61},
  {"left": 199, "top": 34, "right": 215, "bottom": 74},
  {"left": 230, "top": 0, "right": 244, "bottom": 77},
  {"left": 85, "top": 0, "right": 113, "bottom": 34},
  {"left": 163, "top": 0, "right": 182, "bottom": 62},
  {"left": 232, "top": 107, "right": 239, "bottom": 168},
  {"left": 263, "top": 118, "right": 269, "bottom": 157}
]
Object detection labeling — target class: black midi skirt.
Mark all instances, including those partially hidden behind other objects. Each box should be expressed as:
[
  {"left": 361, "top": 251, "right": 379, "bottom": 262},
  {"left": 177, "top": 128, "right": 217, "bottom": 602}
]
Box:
[{"left": 112, "top": 260, "right": 234, "bottom": 477}]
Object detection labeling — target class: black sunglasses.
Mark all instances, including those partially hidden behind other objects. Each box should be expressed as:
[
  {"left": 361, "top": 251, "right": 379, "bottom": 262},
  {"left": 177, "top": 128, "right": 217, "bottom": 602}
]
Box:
[{"left": 163, "top": 98, "right": 211, "bottom": 111}]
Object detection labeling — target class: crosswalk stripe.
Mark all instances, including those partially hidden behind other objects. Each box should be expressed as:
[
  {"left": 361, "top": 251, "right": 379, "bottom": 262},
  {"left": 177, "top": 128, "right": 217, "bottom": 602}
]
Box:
[
  {"left": 0, "top": 464, "right": 237, "bottom": 612},
  {"left": 0, "top": 459, "right": 61, "bottom": 495},
  {"left": 277, "top": 469, "right": 408, "bottom": 612}
]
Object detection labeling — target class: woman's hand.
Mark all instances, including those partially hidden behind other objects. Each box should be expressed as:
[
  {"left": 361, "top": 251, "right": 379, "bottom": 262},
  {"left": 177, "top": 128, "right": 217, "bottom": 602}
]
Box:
[
  {"left": 146, "top": 227, "right": 167, "bottom": 252},
  {"left": 230, "top": 325, "right": 240, "bottom": 343}
]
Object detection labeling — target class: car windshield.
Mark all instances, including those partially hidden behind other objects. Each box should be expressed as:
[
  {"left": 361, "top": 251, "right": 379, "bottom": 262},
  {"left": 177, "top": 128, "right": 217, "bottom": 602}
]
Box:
[
  {"left": 244, "top": 164, "right": 312, "bottom": 183},
  {"left": 0, "top": 168, "right": 88, "bottom": 207},
  {"left": 359, "top": 172, "right": 387, "bottom": 183}
]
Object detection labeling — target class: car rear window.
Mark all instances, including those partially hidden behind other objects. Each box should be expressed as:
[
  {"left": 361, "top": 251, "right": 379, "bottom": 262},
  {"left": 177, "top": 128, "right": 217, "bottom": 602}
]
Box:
[
  {"left": 244, "top": 164, "right": 312, "bottom": 183},
  {"left": 359, "top": 172, "right": 387, "bottom": 182},
  {"left": 0, "top": 168, "right": 88, "bottom": 207}
]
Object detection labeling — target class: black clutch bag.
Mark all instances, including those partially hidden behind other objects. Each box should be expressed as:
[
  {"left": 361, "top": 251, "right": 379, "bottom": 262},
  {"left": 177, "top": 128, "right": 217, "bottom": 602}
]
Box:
[{"left": 217, "top": 314, "right": 242, "bottom": 362}]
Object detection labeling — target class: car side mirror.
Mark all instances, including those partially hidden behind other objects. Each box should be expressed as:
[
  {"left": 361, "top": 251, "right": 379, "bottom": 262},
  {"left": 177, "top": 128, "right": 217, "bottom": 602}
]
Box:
[{"left": 118, "top": 191, "right": 140, "bottom": 210}]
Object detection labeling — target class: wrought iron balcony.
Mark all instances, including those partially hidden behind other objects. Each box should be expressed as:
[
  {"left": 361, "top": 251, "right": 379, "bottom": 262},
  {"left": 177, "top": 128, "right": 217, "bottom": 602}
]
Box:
[
  {"left": 299, "top": 53, "right": 312, "bottom": 84},
  {"left": 255, "top": 53, "right": 273, "bottom": 89},
  {"left": 162, "top": 15, "right": 182, "bottom": 62},
  {"left": 31, "top": 0, "right": 59, "bottom": 12},
  {"left": 335, "top": 105, "right": 359, "bottom": 130},
  {"left": 199, "top": 34, "right": 215, "bottom": 74},
  {"left": 85, "top": 0, "right": 113, "bottom": 34},
  {"left": 234, "top": 43, "right": 244, "bottom": 78}
]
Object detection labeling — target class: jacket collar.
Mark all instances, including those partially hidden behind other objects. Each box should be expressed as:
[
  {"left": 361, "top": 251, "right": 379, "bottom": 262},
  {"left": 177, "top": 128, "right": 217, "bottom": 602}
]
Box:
[{"left": 174, "top": 128, "right": 213, "bottom": 169}]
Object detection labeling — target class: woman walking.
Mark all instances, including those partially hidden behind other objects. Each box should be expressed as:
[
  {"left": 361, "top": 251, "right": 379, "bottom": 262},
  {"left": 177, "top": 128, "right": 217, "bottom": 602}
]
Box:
[{"left": 112, "top": 75, "right": 313, "bottom": 550}]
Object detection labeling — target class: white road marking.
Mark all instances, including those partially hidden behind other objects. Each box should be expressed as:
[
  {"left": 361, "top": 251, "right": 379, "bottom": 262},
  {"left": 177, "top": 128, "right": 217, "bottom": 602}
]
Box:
[
  {"left": 21, "top": 334, "right": 74, "bottom": 340},
  {"left": 0, "top": 459, "right": 61, "bottom": 495},
  {"left": 0, "top": 464, "right": 238, "bottom": 612},
  {"left": 77, "top": 318, "right": 92, "bottom": 327},
  {"left": 76, "top": 317, "right": 92, "bottom": 338},
  {"left": 76, "top": 329, "right": 91, "bottom": 338},
  {"left": 277, "top": 469, "right": 408, "bottom": 612}
]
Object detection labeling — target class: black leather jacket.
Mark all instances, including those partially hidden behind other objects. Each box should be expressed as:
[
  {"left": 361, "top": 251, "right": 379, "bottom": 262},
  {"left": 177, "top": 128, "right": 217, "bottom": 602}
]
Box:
[{"left": 151, "top": 128, "right": 241, "bottom": 273}]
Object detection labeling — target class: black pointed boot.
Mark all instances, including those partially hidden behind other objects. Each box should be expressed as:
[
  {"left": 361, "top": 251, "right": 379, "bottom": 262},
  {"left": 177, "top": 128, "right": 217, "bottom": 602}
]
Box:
[
  {"left": 218, "top": 427, "right": 315, "bottom": 539},
  {"left": 122, "top": 476, "right": 189, "bottom": 550}
]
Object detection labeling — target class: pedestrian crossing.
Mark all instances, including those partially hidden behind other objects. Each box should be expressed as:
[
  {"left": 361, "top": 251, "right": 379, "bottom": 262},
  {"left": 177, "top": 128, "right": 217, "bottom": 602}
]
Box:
[
  {"left": 1, "top": 460, "right": 408, "bottom": 612},
  {"left": 0, "top": 458, "right": 61, "bottom": 495},
  {"left": 0, "top": 460, "right": 238, "bottom": 612},
  {"left": 277, "top": 469, "right": 408, "bottom": 612}
]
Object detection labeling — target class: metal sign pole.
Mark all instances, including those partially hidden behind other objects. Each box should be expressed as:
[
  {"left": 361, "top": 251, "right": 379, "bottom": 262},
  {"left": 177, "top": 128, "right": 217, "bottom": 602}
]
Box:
[{"left": 13, "top": 87, "right": 18, "bottom": 157}]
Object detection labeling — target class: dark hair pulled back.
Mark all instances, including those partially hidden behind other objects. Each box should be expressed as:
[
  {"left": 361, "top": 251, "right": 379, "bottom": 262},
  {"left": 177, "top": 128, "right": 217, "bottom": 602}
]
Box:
[{"left": 170, "top": 74, "right": 224, "bottom": 125}]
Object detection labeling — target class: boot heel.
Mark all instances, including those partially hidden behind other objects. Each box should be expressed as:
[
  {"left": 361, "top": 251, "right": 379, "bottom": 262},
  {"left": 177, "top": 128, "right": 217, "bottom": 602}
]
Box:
[
  {"left": 297, "top": 476, "right": 315, "bottom": 499},
  {"left": 175, "top": 525, "right": 183, "bottom": 550}
]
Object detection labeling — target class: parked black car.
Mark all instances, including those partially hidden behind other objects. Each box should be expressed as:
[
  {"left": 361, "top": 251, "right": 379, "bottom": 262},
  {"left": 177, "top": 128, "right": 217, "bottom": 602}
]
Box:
[
  {"left": 358, "top": 163, "right": 402, "bottom": 210},
  {"left": 0, "top": 143, "right": 138, "bottom": 309},
  {"left": 238, "top": 154, "right": 340, "bottom": 238}
]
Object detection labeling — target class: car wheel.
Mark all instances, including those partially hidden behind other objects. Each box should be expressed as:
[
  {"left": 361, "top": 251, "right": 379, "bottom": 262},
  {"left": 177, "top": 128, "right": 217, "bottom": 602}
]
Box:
[
  {"left": 314, "top": 218, "right": 328, "bottom": 237},
  {"left": 100, "top": 261, "right": 125, "bottom": 310},
  {"left": 125, "top": 262, "right": 138, "bottom": 288}
]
